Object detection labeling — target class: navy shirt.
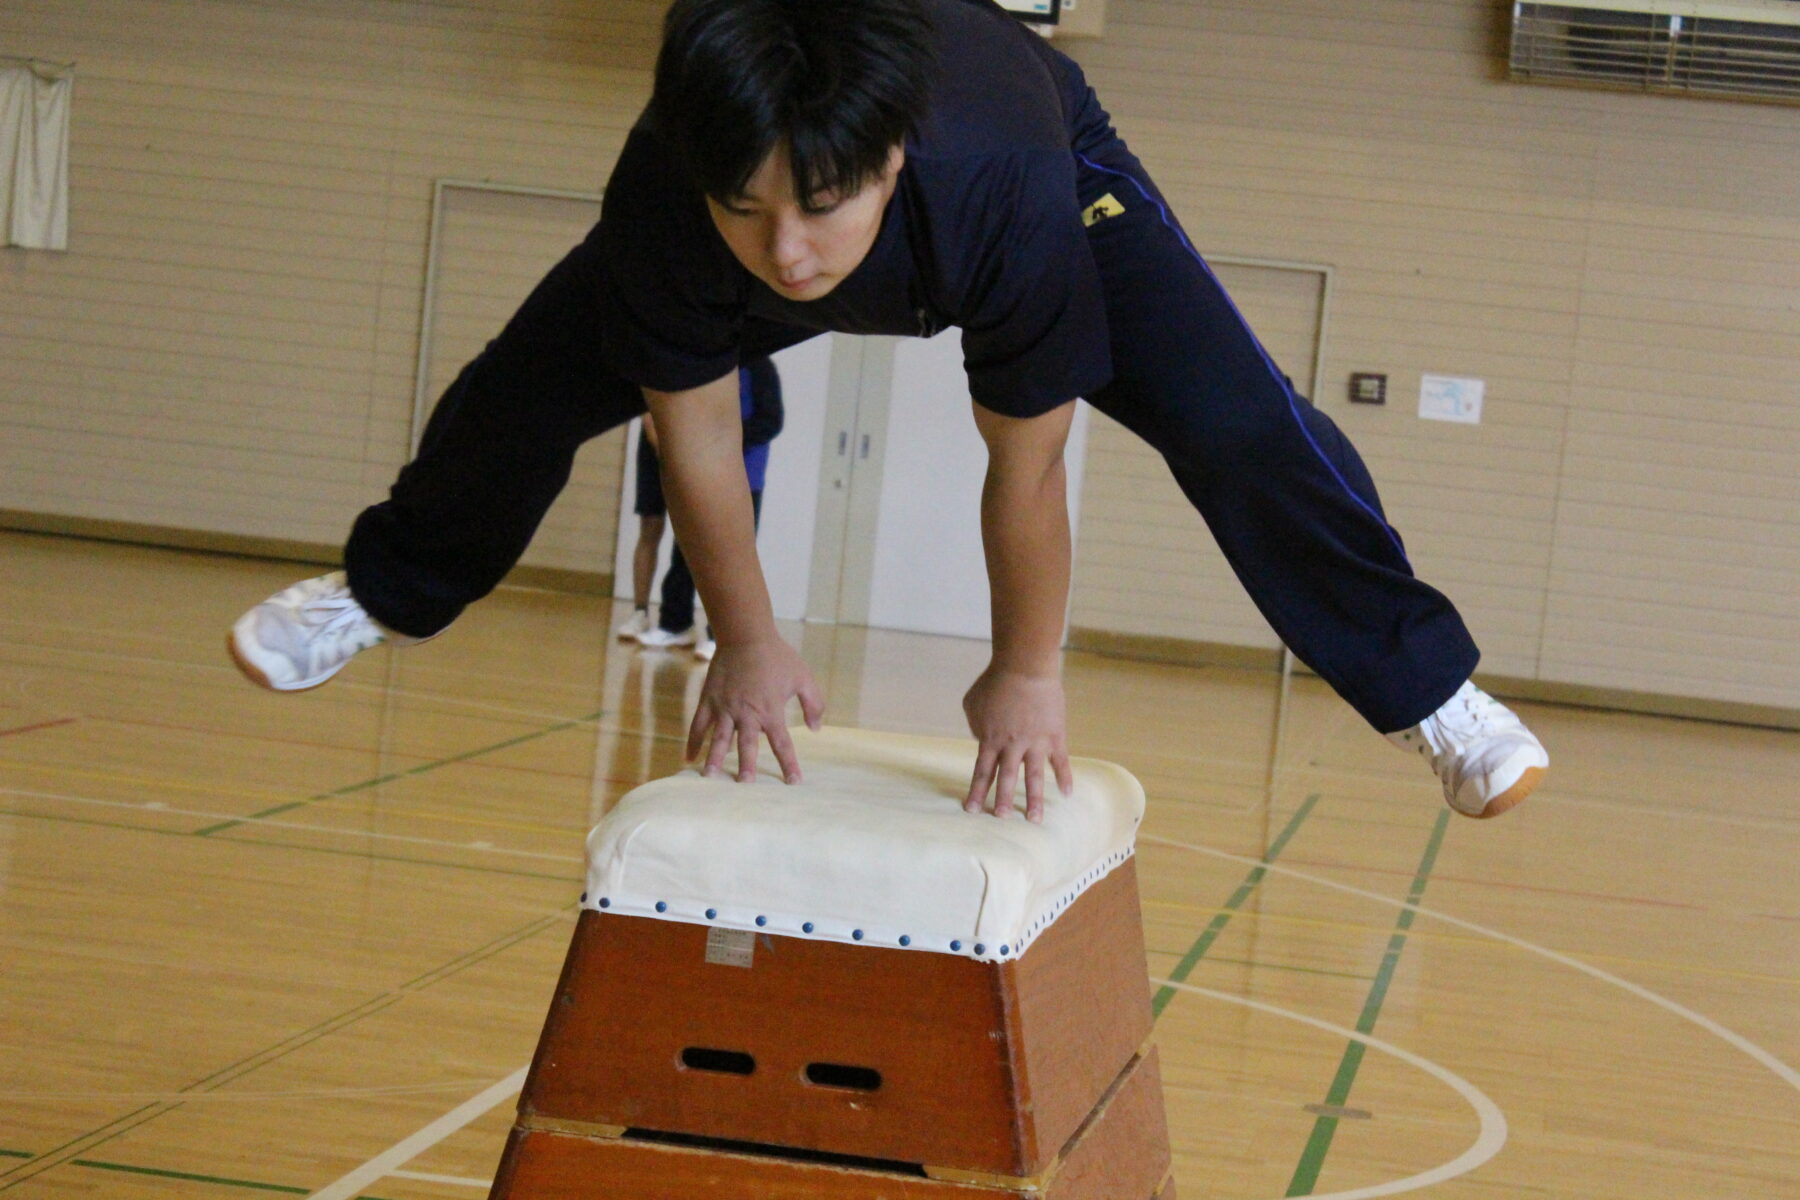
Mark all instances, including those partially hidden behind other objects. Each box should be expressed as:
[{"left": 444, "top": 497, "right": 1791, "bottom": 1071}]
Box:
[{"left": 596, "top": 0, "right": 1116, "bottom": 419}]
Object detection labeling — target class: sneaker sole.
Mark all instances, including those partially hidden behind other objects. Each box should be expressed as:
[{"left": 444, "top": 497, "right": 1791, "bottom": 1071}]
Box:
[
  {"left": 225, "top": 632, "right": 338, "bottom": 693},
  {"left": 1464, "top": 764, "right": 1546, "bottom": 820}
]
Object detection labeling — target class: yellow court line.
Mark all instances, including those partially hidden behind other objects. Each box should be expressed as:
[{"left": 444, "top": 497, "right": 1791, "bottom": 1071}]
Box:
[{"left": 1143, "top": 900, "right": 1800, "bottom": 988}]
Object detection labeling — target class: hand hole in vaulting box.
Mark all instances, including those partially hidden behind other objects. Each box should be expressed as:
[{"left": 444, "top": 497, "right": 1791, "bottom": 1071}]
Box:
[
  {"left": 804, "top": 1062, "right": 883, "bottom": 1091},
  {"left": 679, "top": 1047, "right": 755, "bottom": 1075}
]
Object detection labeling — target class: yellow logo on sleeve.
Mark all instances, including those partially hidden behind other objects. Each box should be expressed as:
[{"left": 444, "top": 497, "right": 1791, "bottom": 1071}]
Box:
[{"left": 1081, "top": 193, "right": 1126, "bottom": 227}]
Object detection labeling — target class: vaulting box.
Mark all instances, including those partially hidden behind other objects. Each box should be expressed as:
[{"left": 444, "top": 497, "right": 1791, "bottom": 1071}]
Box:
[{"left": 489, "top": 726, "right": 1172, "bottom": 1199}]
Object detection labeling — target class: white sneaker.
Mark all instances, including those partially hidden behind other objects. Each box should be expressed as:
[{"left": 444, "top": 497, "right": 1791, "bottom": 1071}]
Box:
[
  {"left": 1388, "top": 681, "right": 1548, "bottom": 819},
  {"left": 694, "top": 637, "right": 717, "bottom": 661},
  {"left": 228, "top": 571, "right": 388, "bottom": 692},
  {"left": 616, "top": 608, "right": 652, "bottom": 640},
  {"left": 636, "top": 625, "right": 698, "bottom": 649}
]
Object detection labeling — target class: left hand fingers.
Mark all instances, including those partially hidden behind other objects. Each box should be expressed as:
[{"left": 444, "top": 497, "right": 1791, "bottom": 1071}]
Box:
[
  {"left": 991, "top": 744, "right": 1026, "bottom": 819},
  {"left": 1023, "top": 748, "right": 1048, "bottom": 824},
  {"left": 735, "top": 722, "right": 761, "bottom": 783},
  {"left": 965, "top": 746, "right": 998, "bottom": 814}
]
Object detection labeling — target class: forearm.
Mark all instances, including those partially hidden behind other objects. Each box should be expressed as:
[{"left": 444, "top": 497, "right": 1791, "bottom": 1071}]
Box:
[
  {"left": 645, "top": 380, "right": 777, "bottom": 646},
  {"left": 981, "top": 453, "right": 1071, "bottom": 677}
]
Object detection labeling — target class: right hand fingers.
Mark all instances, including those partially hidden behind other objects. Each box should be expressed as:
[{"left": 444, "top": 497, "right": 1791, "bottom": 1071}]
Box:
[
  {"left": 1053, "top": 745, "right": 1074, "bottom": 797},
  {"left": 798, "top": 676, "right": 826, "bottom": 731},
  {"left": 767, "top": 723, "right": 804, "bottom": 785},
  {"left": 705, "top": 713, "right": 736, "bottom": 777},
  {"left": 686, "top": 703, "right": 713, "bottom": 764},
  {"left": 1023, "top": 748, "right": 1047, "bottom": 823}
]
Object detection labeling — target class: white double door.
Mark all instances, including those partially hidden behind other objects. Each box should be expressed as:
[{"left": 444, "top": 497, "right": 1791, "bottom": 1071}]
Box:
[{"left": 613, "top": 329, "right": 1090, "bottom": 642}]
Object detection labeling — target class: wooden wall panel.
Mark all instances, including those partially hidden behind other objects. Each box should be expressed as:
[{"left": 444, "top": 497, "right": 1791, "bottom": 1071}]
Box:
[
  {"left": 1061, "top": 0, "right": 1798, "bottom": 706},
  {"left": 422, "top": 186, "right": 622, "bottom": 574},
  {"left": 0, "top": 0, "right": 653, "bottom": 560},
  {"left": 1, "top": 0, "right": 1794, "bottom": 708}
]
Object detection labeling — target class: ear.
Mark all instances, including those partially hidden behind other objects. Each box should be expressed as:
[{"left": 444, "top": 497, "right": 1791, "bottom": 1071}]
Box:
[{"left": 885, "top": 142, "right": 906, "bottom": 178}]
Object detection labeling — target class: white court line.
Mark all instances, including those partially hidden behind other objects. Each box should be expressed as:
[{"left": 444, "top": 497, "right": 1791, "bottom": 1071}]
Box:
[
  {"left": 1144, "top": 833, "right": 1800, "bottom": 1096},
  {"left": 1152, "top": 977, "right": 1507, "bottom": 1199},
  {"left": 304, "top": 1066, "right": 528, "bottom": 1200},
  {"left": 0, "top": 1079, "right": 520, "bottom": 1103},
  {"left": 0, "top": 786, "right": 583, "bottom": 865},
  {"left": 304, "top": 985, "right": 1504, "bottom": 1200},
  {"left": 389, "top": 1168, "right": 493, "bottom": 1188}
]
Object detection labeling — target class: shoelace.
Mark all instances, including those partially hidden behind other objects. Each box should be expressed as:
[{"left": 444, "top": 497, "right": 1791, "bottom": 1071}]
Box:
[
  {"left": 304, "top": 596, "right": 372, "bottom": 633},
  {"left": 1417, "top": 686, "right": 1518, "bottom": 756},
  {"left": 293, "top": 587, "right": 384, "bottom": 662}
]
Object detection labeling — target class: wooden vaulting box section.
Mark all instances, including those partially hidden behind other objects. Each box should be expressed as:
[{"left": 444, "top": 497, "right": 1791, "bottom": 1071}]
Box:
[{"left": 490, "top": 861, "right": 1172, "bottom": 1198}]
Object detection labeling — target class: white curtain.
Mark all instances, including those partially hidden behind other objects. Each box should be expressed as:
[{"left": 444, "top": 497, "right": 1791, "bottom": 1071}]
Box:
[{"left": 0, "top": 62, "right": 72, "bottom": 250}]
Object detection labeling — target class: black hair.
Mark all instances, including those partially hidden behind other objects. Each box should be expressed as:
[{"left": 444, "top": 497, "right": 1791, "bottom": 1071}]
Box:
[{"left": 651, "top": 0, "right": 937, "bottom": 210}]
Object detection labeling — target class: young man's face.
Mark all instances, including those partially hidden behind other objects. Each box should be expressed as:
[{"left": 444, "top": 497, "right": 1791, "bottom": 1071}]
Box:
[{"left": 707, "top": 142, "right": 905, "bottom": 302}]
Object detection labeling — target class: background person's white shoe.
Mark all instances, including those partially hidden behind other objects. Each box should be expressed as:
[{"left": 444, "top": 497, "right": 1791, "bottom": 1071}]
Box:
[
  {"left": 694, "top": 637, "right": 716, "bottom": 661},
  {"left": 1388, "top": 680, "right": 1549, "bottom": 819},
  {"left": 615, "top": 608, "right": 652, "bottom": 640},
  {"left": 635, "top": 625, "right": 698, "bottom": 649},
  {"left": 228, "top": 571, "right": 387, "bottom": 691}
]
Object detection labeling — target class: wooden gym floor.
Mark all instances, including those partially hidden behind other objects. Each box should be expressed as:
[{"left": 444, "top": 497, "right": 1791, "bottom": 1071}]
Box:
[{"left": 2, "top": 528, "right": 1796, "bottom": 1199}]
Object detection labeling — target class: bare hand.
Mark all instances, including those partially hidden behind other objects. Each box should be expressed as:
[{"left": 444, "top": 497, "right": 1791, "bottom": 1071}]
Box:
[
  {"left": 687, "top": 636, "right": 825, "bottom": 784},
  {"left": 962, "top": 665, "right": 1075, "bottom": 822}
]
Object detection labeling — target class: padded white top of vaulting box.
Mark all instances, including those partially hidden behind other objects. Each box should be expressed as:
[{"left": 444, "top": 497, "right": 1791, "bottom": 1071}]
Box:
[{"left": 584, "top": 725, "right": 1144, "bottom": 963}]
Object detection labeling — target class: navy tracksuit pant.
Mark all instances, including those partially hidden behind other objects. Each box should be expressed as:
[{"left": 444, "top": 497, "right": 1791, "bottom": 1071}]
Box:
[{"left": 345, "top": 150, "right": 1478, "bottom": 734}]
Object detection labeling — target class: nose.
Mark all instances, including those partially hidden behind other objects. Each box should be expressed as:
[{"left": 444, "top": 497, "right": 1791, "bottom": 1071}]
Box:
[{"left": 767, "top": 210, "right": 810, "bottom": 276}]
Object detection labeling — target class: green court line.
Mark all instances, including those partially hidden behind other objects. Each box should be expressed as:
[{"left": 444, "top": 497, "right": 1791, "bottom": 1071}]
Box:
[
  {"left": 0, "top": 1101, "right": 162, "bottom": 1194},
  {"left": 0, "top": 1101, "right": 167, "bottom": 1192},
  {"left": 70, "top": 1159, "right": 310, "bottom": 1193},
  {"left": 1197, "top": 955, "right": 1376, "bottom": 982},
  {"left": 193, "top": 710, "right": 603, "bottom": 836},
  {"left": 0, "top": 807, "right": 579, "bottom": 884},
  {"left": 1151, "top": 793, "right": 1320, "bottom": 1018},
  {"left": 0, "top": 909, "right": 568, "bottom": 1191},
  {"left": 71, "top": 1159, "right": 395, "bottom": 1199},
  {"left": 1, "top": 1156, "right": 398, "bottom": 1198},
  {"left": 1284, "top": 808, "right": 1451, "bottom": 1198},
  {"left": 392, "top": 911, "right": 568, "bottom": 993}
]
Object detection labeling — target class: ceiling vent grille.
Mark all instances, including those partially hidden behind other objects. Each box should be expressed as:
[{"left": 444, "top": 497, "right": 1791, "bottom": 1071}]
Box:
[{"left": 1510, "top": 0, "right": 1800, "bottom": 103}]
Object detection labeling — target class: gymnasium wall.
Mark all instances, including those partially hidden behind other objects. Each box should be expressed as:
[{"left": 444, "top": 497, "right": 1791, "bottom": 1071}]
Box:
[
  {"left": 0, "top": 0, "right": 660, "bottom": 575},
  {"left": 1063, "top": 0, "right": 1800, "bottom": 714},
  {"left": 1, "top": 0, "right": 1795, "bottom": 713}
]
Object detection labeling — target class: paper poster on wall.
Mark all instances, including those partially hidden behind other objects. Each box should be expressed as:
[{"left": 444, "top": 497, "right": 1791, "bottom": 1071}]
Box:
[{"left": 1419, "top": 374, "right": 1484, "bottom": 424}]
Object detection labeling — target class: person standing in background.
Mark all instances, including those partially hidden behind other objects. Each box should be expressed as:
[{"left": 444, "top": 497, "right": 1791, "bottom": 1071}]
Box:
[
  {"left": 615, "top": 412, "right": 671, "bottom": 641},
  {"left": 637, "top": 356, "right": 783, "bottom": 662}
]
